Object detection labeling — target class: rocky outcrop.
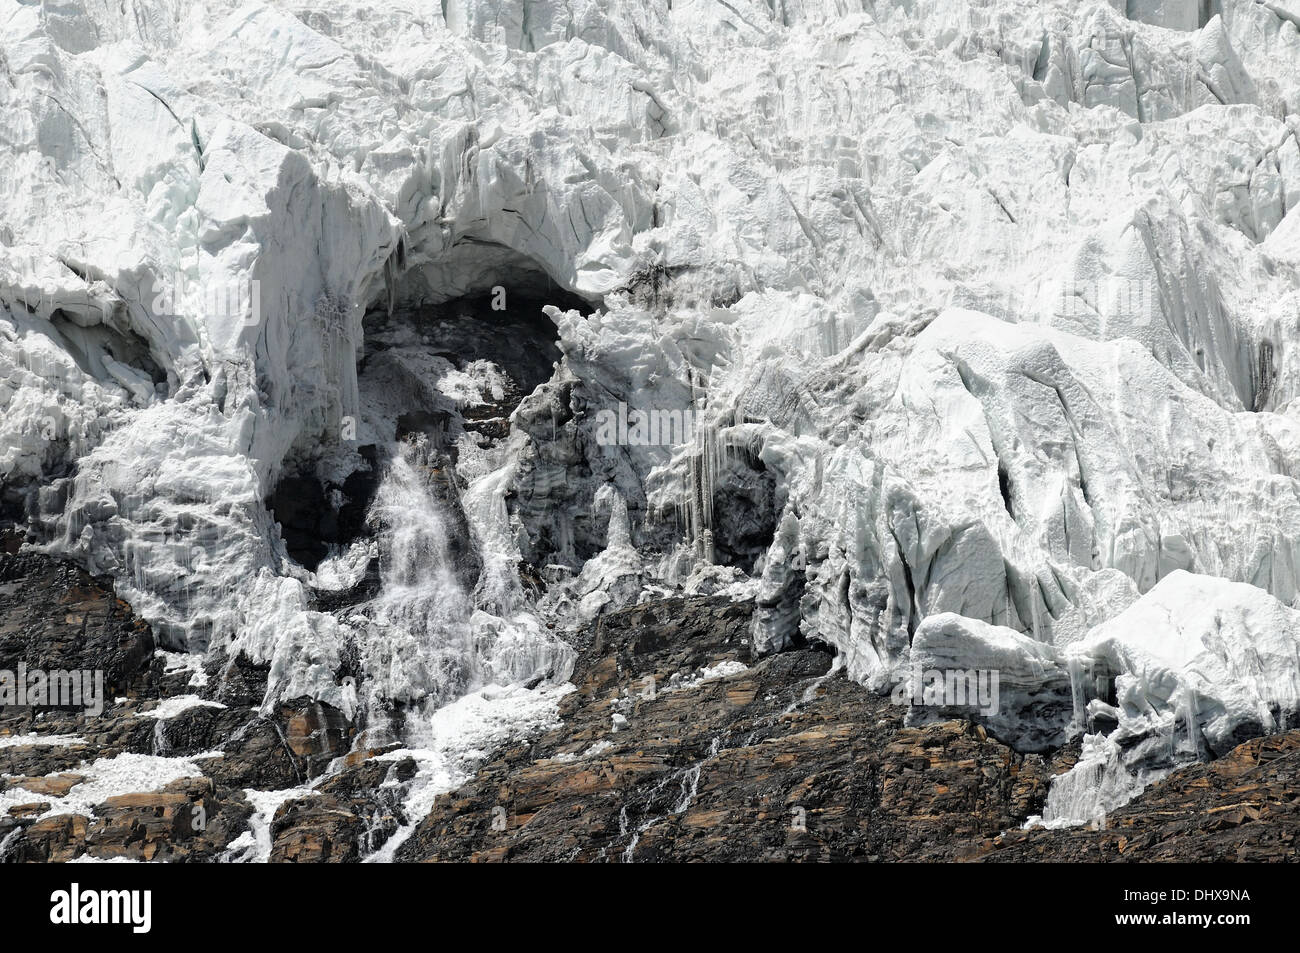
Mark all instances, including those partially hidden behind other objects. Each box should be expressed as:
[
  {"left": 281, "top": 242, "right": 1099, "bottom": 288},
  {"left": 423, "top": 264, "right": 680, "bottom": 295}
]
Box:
[
  {"left": 3, "top": 776, "right": 251, "bottom": 863},
  {"left": 269, "top": 756, "right": 417, "bottom": 863},
  {"left": 0, "top": 529, "right": 157, "bottom": 702},
  {"left": 79, "top": 778, "right": 250, "bottom": 863},
  {"left": 981, "top": 731, "right": 1300, "bottom": 862},
  {"left": 395, "top": 597, "right": 1071, "bottom": 862},
  {"left": 396, "top": 596, "right": 1300, "bottom": 862},
  {"left": 0, "top": 537, "right": 358, "bottom": 862}
]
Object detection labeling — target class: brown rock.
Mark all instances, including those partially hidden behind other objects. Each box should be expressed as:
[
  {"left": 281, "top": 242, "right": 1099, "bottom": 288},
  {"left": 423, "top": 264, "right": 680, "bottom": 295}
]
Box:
[
  {"left": 7, "top": 802, "right": 51, "bottom": 818},
  {"left": 269, "top": 796, "right": 363, "bottom": 863},
  {"left": 395, "top": 597, "right": 1057, "bottom": 862},
  {"left": 979, "top": 730, "right": 1300, "bottom": 862},
  {"left": 15, "top": 813, "right": 92, "bottom": 862},
  {"left": 9, "top": 773, "right": 85, "bottom": 797},
  {"left": 85, "top": 777, "right": 220, "bottom": 861},
  {"left": 278, "top": 701, "right": 354, "bottom": 777}
]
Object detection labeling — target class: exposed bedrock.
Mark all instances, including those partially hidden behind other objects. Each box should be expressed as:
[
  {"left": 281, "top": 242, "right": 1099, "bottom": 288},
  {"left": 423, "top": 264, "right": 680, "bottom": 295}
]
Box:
[{"left": 3, "top": 553, "right": 1297, "bottom": 862}]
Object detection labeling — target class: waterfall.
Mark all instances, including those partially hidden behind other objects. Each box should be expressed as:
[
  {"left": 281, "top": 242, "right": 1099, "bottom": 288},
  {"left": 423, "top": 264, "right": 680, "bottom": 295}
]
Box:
[
  {"left": 328, "top": 433, "right": 579, "bottom": 861},
  {"left": 358, "top": 439, "right": 479, "bottom": 726},
  {"left": 352, "top": 437, "right": 575, "bottom": 745}
]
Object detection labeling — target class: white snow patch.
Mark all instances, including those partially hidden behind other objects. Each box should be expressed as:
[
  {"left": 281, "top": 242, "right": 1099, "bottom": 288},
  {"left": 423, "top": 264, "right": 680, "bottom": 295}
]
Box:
[
  {"left": 141, "top": 695, "right": 228, "bottom": 720},
  {"left": 0, "top": 734, "right": 87, "bottom": 748},
  {"left": 362, "top": 682, "right": 573, "bottom": 862},
  {"left": 0, "top": 752, "right": 216, "bottom": 822}
]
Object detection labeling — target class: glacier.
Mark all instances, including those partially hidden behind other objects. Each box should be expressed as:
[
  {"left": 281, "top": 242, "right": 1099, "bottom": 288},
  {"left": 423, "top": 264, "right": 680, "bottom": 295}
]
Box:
[{"left": 3, "top": 0, "right": 1300, "bottom": 831}]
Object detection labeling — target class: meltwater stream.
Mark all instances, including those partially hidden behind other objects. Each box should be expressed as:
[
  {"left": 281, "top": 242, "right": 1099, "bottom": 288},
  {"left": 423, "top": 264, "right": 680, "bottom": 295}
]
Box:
[
  {"left": 341, "top": 438, "right": 576, "bottom": 860},
  {"left": 360, "top": 440, "right": 480, "bottom": 722}
]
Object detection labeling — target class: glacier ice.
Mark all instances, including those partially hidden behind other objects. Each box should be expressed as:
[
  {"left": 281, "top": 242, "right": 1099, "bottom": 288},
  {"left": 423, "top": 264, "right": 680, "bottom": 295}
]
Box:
[{"left": 3, "top": 0, "right": 1300, "bottom": 826}]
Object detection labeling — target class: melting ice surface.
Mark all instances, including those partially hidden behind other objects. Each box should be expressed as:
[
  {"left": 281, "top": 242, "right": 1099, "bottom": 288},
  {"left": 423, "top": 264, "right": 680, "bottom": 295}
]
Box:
[{"left": 1026, "top": 736, "right": 1156, "bottom": 830}]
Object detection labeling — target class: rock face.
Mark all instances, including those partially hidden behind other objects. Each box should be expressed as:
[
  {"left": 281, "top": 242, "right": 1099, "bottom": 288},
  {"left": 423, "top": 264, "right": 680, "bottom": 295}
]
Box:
[
  {"left": 3, "top": 775, "right": 253, "bottom": 863},
  {"left": 269, "top": 757, "right": 417, "bottom": 863},
  {"left": 0, "top": 529, "right": 157, "bottom": 702},
  {"left": 395, "top": 595, "right": 1300, "bottom": 862},
  {"left": 0, "top": 539, "right": 366, "bottom": 862},
  {"left": 395, "top": 597, "right": 1071, "bottom": 862},
  {"left": 984, "top": 731, "right": 1300, "bottom": 862}
]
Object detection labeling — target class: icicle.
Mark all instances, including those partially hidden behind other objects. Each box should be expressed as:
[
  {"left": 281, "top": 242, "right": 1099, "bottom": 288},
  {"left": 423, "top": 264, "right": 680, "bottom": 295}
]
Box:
[
  {"left": 1066, "top": 655, "right": 1086, "bottom": 736},
  {"left": 383, "top": 250, "right": 396, "bottom": 319}
]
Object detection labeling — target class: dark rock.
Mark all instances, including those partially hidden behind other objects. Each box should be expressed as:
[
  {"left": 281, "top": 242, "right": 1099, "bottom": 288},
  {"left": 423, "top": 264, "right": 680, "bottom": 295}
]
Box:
[
  {"left": 195, "top": 717, "right": 306, "bottom": 790},
  {"left": 978, "top": 730, "right": 1300, "bottom": 862},
  {"left": 395, "top": 596, "right": 1063, "bottom": 862},
  {"left": 0, "top": 777, "right": 252, "bottom": 863},
  {"left": 268, "top": 476, "right": 333, "bottom": 570},
  {"left": 202, "top": 651, "right": 271, "bottom": 708},
  {"left": 0, "top": 741, "right": 98, "bottom": 777},
  {"left": 7, "top": 802, "right": 50, "bottom": 818},
  {"left": 0, "top": 528, "right": 156, "bottom": 703},
  {"left": 268, "top": 754, "right": 418, "bottom": 862},
  {"left": 146, "top": 702, "right": 259, "bottom": 757}
]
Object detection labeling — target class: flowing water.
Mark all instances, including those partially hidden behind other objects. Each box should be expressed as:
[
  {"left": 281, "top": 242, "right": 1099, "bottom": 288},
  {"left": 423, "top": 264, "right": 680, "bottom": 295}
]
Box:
[
  {"left": 339, "top": 438, "right": 576, "bottom": 859},
  {"left": 358, "top": 439, "right": 480, "bottom": 728}
]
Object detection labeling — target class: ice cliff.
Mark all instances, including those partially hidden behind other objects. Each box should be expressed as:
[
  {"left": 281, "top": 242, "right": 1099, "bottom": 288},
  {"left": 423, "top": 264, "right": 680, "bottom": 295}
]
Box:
[{"left": 3, "top": 0, "right": 1300, "bottom": 823}]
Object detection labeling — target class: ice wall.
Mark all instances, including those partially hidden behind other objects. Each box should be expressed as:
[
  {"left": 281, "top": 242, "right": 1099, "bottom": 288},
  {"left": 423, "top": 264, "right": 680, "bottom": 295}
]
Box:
[{"left": 1, "top": 1, "right": 1299, "bottom": 800}]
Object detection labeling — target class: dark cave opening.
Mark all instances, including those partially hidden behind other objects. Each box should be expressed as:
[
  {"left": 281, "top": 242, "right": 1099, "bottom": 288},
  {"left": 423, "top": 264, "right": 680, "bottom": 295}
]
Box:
[
  {"left": 359, "top": 279, "right": 594, "bottom": 453},
  {"left": 269, "top": 270, "right": 594, "bottom": 575},
  {"left": 708, "top": 443, "right": 780, "bottom": 574},
  {"left": 269, "top": 445, "right": 381, "bottom": 573},
  {"left": 363, "top": 293, "right": 566, "bottom": 417}
]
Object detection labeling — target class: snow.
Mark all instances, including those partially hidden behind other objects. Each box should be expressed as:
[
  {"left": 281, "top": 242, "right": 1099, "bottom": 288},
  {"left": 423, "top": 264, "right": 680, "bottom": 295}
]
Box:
[
  {"left": 0, "top": 751, "right": 214, "bottom": 822},
  {"left": 666, "top": 660, "right": 751, "bottom": 692},
  {"left": 0, "top": 733, "right": 87, "bottom": 748},
  {"left": 140, "top": 695, "right": 228, "bottom": 720},
  {"left": 155, "top": 649, "right": 209, "bottom": 688},
  {"left": 222, "top": 785, "right": 321, "bottom": 864},
  {"left": 2, "top": 0, "right": 1300, "bottom": 829},
  {"left": 363, "top": 681, "right": 572, "bottom": 861}
]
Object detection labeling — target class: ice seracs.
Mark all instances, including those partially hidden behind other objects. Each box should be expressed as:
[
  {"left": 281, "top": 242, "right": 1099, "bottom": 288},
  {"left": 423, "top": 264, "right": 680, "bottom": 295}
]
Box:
[
  {"left": 3, "top": 0, "right": 1300, "bottom": 828},
  {"left": 1077, "top": 570, "right": 1300, "bottom": 757},
  {"left": 908, "top": 570, "right": 1300, "bottom": 822}
]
